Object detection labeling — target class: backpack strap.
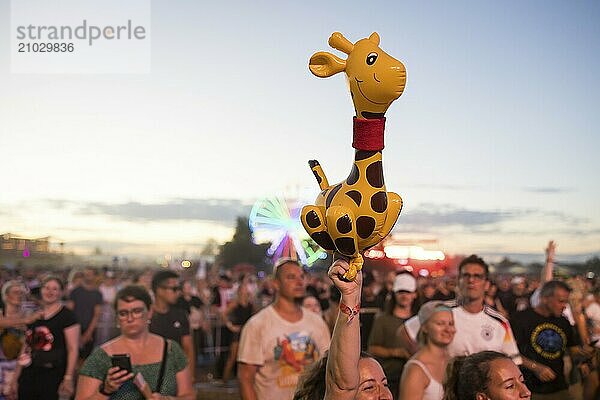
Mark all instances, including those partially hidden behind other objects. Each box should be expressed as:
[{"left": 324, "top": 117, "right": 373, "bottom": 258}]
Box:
[{"left": 155, "top": 338, "right": 168, "bottom": 392}]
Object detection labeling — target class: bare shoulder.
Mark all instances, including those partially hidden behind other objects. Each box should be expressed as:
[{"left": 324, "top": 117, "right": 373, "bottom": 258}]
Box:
[
  {"left": 101, "top": 335, "right": 123, "bottom": 354},
  {"left": 148, "top": 333, "right": 167, "bottom": 346},
  {"left": 402, "top": 359, "right": 430, "bottom": 384}
]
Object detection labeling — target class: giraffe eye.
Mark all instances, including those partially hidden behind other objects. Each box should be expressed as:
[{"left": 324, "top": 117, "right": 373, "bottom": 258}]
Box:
[{"left": 366, "top": 52, "right": 378, "bottom": 66}]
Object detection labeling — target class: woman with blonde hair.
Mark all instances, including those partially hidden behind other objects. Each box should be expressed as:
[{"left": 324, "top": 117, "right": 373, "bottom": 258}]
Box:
[
  {"left": 9, "top": 276, "right": 80, "bottom": 400},
  {"left": 398, "top": 301, "right": 455, "bottom": 400},
  {"left": 0, "top": 280, "right": 43, "bottom": 398}
]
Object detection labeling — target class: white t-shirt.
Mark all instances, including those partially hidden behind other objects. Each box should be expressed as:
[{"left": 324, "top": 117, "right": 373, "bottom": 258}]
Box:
[
  {"left": 237, "top": 305, "right": 331, "bottom": 400},
  {"left": 585, "top": 301, "right": 600, "bottom": 347},
  {"left": 405, "top": 301, "right": 522, "bottom": 363}
]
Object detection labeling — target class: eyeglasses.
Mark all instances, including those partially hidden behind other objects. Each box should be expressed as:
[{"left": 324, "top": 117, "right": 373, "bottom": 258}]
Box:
[
  {"left": 117, "top": 307, "right": 146, "bottom": 320},
  {"left": 460, "top": 273, "right": 486, "bottom": 282},
  {"left": 160, "top": 285, "right": 182, "bottom": 292}
]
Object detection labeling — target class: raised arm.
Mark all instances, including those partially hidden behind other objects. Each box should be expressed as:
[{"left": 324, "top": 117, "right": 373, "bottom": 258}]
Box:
[
  {"left": 541, "top": 240, "right": 555, "bottom": 284},
  {"left": 0, "top": 310, "right": 43, "bottom": 329},
  {"left": 531, "top": 241, "right": 556, "bottom": 308},
  {"left": 325, "top": 259, "right": 362, "bottom": 400}
]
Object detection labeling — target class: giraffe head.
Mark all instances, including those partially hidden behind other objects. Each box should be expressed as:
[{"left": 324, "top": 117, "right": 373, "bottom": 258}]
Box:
[{"left": 309, "top": 32, "right": 406, "bottom": 119}]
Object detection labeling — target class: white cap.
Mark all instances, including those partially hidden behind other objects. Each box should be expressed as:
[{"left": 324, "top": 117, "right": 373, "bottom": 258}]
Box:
[
  {"left": 511, "top": 276, "right": 525, "bottom": 285},
  {"left": 392, "top": 274, "right": 417, "bottom": 293}
]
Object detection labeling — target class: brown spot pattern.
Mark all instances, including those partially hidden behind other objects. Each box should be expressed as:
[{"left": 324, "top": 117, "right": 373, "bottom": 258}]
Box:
[
  {"left": 325, "top": 183, "right": 343, "bottom": 208},
  {"left": 366, "top": 161, "right": 384, "bottom": 188},
  {"left": 335, "top": 237, "right": 356, "bottom": 256},
  {"left": 306, "top": 211, "right": 321, "bottom": 229},
  {"left": 336, "top": 215, "right": 352, "bottom": 234},
  {"left": 347, "top": 165, "right": 359, "bottom": 185},
  {"left": 357, "top": 216, "right": 376, "bottom": 239},
  {"left": 355, "top": 150, "right": 379, "bottom": 161},
  {"left": 312, "top": 170, "right": 322, "bottom": 185},
  {"left": 345, "top": 190, "right": 362, "bottom": 207},
  {"left": 311, "top": 231, "right": 335, "bottom": 251},
  {"left": 370, "top": 191, "right": 388, "bottom": 213}
]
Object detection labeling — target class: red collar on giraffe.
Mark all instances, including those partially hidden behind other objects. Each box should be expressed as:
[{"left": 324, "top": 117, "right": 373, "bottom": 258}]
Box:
[{"left": 352, "top": 117, "right": 385, "bottom": 151}]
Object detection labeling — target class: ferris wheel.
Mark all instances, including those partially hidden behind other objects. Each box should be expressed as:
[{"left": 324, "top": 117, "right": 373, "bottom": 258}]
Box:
[{"left": 249, "top": 197, "right": 326, "bottom": 266}]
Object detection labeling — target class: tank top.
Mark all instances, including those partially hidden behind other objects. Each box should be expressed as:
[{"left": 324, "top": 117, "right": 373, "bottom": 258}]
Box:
[{"left": 404, "top": 359, "right": 444, "bottom": 400}]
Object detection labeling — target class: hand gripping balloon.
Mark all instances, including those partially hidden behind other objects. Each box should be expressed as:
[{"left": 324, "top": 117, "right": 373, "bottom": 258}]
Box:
[{"left": 301, "top": 32, "right": 406, "bottom": 281}]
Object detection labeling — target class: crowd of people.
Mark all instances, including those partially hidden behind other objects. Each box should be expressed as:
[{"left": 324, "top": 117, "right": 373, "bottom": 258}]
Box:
[{"left": 0, "top": 240, "right": 598, "bottom": 400}]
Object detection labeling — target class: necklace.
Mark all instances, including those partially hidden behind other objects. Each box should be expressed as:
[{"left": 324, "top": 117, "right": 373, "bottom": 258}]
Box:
[{"left": 43, "top": 303, "right": 62, "bottom": 319}]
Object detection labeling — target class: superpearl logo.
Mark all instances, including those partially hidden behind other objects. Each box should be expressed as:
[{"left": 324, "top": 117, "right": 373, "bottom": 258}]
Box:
[{"left": 10, "top": 0, "right": 151, "bottom": 73}]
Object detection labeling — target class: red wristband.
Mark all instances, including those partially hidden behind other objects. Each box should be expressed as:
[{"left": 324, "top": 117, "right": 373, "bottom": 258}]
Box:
[{"left": 340, "top": 302, "right": 360, "bottom": 324}]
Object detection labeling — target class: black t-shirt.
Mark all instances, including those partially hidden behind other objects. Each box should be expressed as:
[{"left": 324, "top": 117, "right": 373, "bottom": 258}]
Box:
[
  {"left": 149, "top": 307, "right": 190, "bottom": 346},
  {"left": 511, "top": 308, "right": 577, "bottom": 394},
  {"left": 26, "top": 306, "right": 78, "bottom": 369},
  {"left": 501, "top": 291, "right": 531, "bottom": 319},
  {"left": 432, "top": 289, "right": 456, "bottom": 301},
  {"left": 69, "top": 286, "right": 103, "bottom": 331},
  {"left": 175, "top": 296, "right": 203, "bottom": 314}
]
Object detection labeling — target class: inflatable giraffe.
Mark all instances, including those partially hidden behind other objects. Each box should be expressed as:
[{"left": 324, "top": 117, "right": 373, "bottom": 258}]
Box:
[{"left": 301, "top": 32, "right": 406, "bottom": 281}]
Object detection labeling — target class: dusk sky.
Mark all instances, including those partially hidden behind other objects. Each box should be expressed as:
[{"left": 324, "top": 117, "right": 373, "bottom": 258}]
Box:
[{"left": 1, "top": 1, "right": 599, "bottom": 262}]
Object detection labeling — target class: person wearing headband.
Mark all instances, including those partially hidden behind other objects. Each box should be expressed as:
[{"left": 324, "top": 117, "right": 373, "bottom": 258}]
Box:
[{"left": 398, "top": 301, "right": 455, "bottom": 400}]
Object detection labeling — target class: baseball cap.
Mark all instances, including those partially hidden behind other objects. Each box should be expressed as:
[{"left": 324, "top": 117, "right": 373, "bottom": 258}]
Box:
[
  {"left": 511, "top": 276, "right": 525, "bottom": 285},
  {"left": 392, "top": 273, "right": 416, "bottom": 293}
]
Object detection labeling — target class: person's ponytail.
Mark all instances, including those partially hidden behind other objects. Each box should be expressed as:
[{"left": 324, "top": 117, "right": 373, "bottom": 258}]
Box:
[{"left": 442, "top": 356, "right": 465, "bottom": 400}]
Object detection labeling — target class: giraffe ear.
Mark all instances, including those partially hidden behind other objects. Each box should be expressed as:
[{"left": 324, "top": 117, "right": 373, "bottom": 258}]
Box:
[
  {"left": 309, "top": 51, "right": 346, "bottom": 78},
  {"left": 369, "top": 32, "right": 380, "bottom": 45}
]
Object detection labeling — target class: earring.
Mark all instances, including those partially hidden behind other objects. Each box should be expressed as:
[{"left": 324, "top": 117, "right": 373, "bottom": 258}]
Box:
[
  {"left": 147, "top": 320, "right": 151, "bottom": 324},
  {"left": 116, "top": 323, "right": 120, "bottom": 328}
]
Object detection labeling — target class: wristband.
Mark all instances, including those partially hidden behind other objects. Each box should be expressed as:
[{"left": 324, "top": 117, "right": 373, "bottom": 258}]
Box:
[
  {"left": 63, "top": 375, "right": 73, "bottom": 381},
  {"left": 340, "top": 302, "right": 360, "bottom": 324}
]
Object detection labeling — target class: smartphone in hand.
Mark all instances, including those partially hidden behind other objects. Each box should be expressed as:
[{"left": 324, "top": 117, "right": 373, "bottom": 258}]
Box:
[{"left": 111, "top": 354, "right": 132, "bottom": 373}]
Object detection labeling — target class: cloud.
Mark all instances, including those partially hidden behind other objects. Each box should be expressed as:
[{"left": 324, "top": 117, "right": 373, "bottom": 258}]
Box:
[
  {"left": 399, "top": 204, "right": 517, "bottom": 227},
  {"left": 539, "top": 210, "right": 588, "bottom": 225},
  {"left": 523, "top": 187, "right": 573, "bottom": 194},
  {"left": 404, "top": 183, "right": 479, "bottom": 191},
  {"left": 75, "top": 198, "right": 253, "bottom": 223},
  {"left": 556, "top": 227, "right": 600, "bottom": 236},
  {"left": 395, "top": 203, "right": 591, "bottom": 231}
]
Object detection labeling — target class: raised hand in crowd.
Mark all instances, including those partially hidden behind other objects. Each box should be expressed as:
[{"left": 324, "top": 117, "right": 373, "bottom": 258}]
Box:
[{"left": 324, "top": 258, "right": 392, "bottom": 400}]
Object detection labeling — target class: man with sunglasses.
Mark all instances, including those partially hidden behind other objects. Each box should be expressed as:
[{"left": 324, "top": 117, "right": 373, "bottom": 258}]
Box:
[
  {"left": 398, "top": 255, "right": 522, "bottom": 364},
  {"left": 149, "top": 270, "right": 195, "bottom": 382}
]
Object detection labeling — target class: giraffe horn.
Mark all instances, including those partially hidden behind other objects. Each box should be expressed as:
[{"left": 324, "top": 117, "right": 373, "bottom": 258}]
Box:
[{"left": 328, "top": 32, "right": 354, "bottom": 55}]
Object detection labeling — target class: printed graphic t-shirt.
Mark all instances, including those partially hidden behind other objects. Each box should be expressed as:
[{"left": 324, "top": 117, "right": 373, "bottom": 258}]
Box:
[
  {"left": 237, "top": 305, "right": 330, "bottom": 400},
  {"left": 26, "top": 306, "right": 78, "bottom": 369},
  {"left": 511, "top": 308, "right": 577, "bottom": 394}
]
